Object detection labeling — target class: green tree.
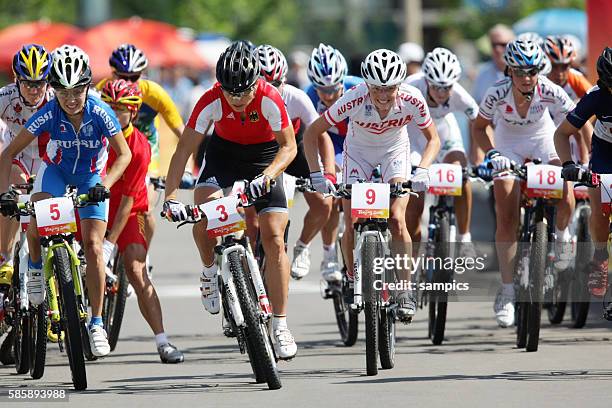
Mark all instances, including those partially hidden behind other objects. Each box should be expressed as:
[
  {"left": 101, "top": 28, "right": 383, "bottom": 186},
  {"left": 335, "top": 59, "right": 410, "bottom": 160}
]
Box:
[{"left": 0, "top": 0, "right": 78, "bottom": 28}]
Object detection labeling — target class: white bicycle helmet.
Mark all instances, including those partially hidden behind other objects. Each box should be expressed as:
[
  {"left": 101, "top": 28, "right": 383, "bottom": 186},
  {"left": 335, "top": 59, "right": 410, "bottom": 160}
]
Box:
[
  {"left": 50, "top": 45, "right": 92, "bottom": 89},
  {"left": 360, "top": 49, "right": 406, "bottom": 86},
  {"left": 422, "top": 47, "right": 461, "bottom": 87},
  {"left": 503, "top": 40, "right": 545, "bottom": 70},
  {"left": 307, "top": 43, "right": 347, "bottom": 88},
  {"left": 255, "top": 45, "right": 288, "bottom": 83}
]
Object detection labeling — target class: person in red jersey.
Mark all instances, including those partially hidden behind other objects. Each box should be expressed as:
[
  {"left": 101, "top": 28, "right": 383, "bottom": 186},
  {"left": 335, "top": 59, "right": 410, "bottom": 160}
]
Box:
[
  {"left": 100, "top": 79, "right": 184, "bottom": 364},
  {"left": 162, "top": 41, "right": 298, "bottom": 360}
]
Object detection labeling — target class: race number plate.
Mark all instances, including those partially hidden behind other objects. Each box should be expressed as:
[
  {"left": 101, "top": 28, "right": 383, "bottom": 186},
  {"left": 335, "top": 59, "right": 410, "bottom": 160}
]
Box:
[
  {"left": 351, "top": 183, "right": 390, "bottom": 219},
  {"left": 34, "top": 197, "right": 77, "bottom": 237},
  {"left": 526, "top": 164, "right": 563, "bottom": 199},
  {"left": 283, "top": 174, "right": 297, "bottom": 208},
  {"left": 428, "top": 163, "right": 462, "bottom": 196},
  {"left": 202, "top": 196, "right": 246, "bottom": 238},
  {"left": 599, "top": 174, "right": 612, "bottom": 214}
]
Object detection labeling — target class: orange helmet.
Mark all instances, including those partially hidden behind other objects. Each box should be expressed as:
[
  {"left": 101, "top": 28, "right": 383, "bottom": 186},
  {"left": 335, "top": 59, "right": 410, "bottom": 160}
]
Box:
[
  {"left": 543, "top": 36, "right": 576, "bottom": 65},
  {"left": 100, "top": 79, "right": 142, "bottom": 112}
]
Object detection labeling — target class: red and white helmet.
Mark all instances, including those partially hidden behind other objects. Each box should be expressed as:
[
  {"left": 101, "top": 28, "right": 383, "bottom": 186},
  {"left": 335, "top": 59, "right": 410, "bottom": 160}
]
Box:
[
  {"left": 255, "top": 45, "right": 288, "bottom": 83},
  {"left": 543, "top": 35, "right": 576, "bottom": 64}
]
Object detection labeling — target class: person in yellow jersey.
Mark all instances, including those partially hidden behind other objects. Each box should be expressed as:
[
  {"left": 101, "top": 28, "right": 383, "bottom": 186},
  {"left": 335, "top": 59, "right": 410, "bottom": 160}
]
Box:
[{"left": 96, "top": 44, "right": 193, "bottom": 269}]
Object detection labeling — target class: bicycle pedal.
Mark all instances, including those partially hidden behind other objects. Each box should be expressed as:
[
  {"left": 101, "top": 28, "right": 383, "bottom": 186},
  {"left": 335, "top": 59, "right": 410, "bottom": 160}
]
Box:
[{"left": 223, "top": 327, "right": 236, "bottom": 338}]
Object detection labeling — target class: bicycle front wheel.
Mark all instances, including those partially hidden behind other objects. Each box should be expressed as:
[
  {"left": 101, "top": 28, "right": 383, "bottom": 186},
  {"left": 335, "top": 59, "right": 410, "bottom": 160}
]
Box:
[
  {"left": 362, "top": 234, "right": 380, "bottom": 376},
  {"left": 9, "top": 246, "right": 29, "bottom": 373},
  {"left": 526, "top": 220, "right": 546, "bottom": 352},
  {"left": 571, "top": 206, "right": 591, "bottom": 328},
  {"left": 429, "top": 213, "right": 450, "bottom": 345},
  {"left": 29, "top": 301, "right": 47, "bottom": 379},
  {"left": 55, "top": 247, "right": 87, "bottom": 390}
]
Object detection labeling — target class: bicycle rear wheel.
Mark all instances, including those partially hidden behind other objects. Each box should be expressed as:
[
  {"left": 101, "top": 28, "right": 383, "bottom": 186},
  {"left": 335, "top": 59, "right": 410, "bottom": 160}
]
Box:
[
  {"left": 429, "top": 213, "right": 450, "bottom": 345},
  {"left": 229, "top": 251, "right": 281, "bottom": 390},
  {"left": 29, "top": 301, "right": 47, "bottom": 379},
  {"left": 103, "top": 254, "right": 128, "bottom": 351},
  {"left": 55, "top": 247, "right": 87, "bottom": 390},
  {"left": 526, "top": 220, "right": 546, "bottom": 352},
  {"left": 571, "top": 206, "right": 591, "bottom": 328},
  {"left": 362, "top": 234, "right": 380, "bottom": 376}
]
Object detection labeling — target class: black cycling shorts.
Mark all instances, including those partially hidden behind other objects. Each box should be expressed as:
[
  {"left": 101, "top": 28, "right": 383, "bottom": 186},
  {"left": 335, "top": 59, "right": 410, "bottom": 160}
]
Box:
[{"left": 196, "top": 134, "right": 287, "bottom": 213}]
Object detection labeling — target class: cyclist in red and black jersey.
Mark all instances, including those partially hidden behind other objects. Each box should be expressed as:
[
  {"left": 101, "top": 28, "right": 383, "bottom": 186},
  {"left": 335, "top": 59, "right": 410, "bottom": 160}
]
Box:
[{"left": 162, "top": 42, "right": 298, "bottom": 360}]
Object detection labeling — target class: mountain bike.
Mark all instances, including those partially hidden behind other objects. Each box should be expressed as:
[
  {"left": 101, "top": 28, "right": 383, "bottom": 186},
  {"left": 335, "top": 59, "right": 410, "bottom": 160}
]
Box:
[
  {"left": 335, "top": 167, "right": 412, "bottom": 376},
  {"left": 1, "top": 185, "right": 108, "bottom": 390},
  {"left": 163, "top": 181, "right": 280, "bottom": 390}
]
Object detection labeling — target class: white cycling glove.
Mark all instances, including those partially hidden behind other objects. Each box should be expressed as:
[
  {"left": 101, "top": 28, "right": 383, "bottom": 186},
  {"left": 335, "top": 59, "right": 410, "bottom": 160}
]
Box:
[
  {"left": 162, "top": 199, "right": 188, "bottom": 222},
  {"left": 411, "top": 167, "right": 430, "bottom": 192},
  {"left": 249, "top": 174, "right": 273, "bottom": 199},
  {"left": 485, "top": 149, "right": 512, "bottom": 172},
  {"left": 310, "top": 171, "right": 337, "bottom": 195}
]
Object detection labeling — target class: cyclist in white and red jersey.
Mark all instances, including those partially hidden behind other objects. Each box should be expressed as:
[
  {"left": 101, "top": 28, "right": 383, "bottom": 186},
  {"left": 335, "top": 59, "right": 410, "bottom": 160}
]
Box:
[
  {"left": 254, "top": 45, "right": 343, "bottom": 282},
  {"left": 162, "top": 42, "right": 298, "bottom": 360},
  {"left": 304, "top": 49, "right": 440, "bottom": 321},
  {"left": 405, "top": 48, "right": 479, "bottom": 259},
  {"left": 472, "top": 40, "right": 593, "bottom": 328},
  {"left": 0, "top": 44, "right": 53, "bottom": 288}
]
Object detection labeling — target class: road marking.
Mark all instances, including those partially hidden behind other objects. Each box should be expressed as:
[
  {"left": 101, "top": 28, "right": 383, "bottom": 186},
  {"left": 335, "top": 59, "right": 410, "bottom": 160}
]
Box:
[{"left": 144, "top": 281, "right": 321, "bottom": 299}]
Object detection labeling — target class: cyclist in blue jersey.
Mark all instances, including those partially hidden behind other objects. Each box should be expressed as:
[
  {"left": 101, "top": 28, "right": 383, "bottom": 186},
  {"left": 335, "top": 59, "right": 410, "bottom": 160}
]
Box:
[
  {"left": 555, "top": 47, "right": 611, "bottom": 298},
  {"left": 291, "top": 44, "right": 364, "bottom": 281},
  {"left": 0, "top": 45, "right": 132, "bottom": 357}
]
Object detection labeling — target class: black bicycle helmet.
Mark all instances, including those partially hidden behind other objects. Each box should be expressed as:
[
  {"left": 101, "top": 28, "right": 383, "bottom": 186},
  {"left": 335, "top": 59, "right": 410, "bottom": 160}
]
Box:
[
  {"left": 216, "top": 41, "right": 260, "bottom": 93},
  {"left": 596, "top": 47, "right": 612, "bottom": 89}
]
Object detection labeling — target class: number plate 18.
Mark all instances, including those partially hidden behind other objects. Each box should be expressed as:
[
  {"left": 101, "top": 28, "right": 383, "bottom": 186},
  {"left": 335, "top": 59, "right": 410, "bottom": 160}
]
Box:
[
  {"left": 33, "top": 197, "right": 77, "bottom": 237},
  {"left": 526, "top": 164, "right": 563, "bottom": 199}
]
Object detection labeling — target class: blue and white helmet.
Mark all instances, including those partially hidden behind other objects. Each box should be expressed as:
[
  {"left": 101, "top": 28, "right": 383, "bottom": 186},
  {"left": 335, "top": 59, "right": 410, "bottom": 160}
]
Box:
[
  {"left": 307, "top": 43, "right": 347, "bottom": 88},
  {"left": 503, "top": 40, "right": 545, "bottom": 70}
]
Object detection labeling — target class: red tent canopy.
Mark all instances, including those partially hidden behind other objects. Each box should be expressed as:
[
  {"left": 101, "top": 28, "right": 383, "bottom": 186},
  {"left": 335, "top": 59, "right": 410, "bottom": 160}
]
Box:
[{"left": 0, "top": 21, "right": 82, "bottom": 75}]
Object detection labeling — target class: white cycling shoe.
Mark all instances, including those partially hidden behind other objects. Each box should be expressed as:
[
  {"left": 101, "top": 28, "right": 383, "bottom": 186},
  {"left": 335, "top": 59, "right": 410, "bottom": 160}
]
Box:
[
  {"left": 27, "top": 267, "right": 45, "bottom": 306},
  {"left": 273, "top": 327, "right": 297, "bottom": 360},
  {"left": 200, "top": 273, "right": 220, "bottom": 314},
  {"left": 290, "top": 245, "right": 310, "bottom": 280},
  {"left": 321, "top": 260, "right": 342, "bottom": 283},
  {"left": 494, "top": 287, "right": 515, "bottom": 328},
  {"left": 88, "top": 325, "right": 111, "bottom": 357}
]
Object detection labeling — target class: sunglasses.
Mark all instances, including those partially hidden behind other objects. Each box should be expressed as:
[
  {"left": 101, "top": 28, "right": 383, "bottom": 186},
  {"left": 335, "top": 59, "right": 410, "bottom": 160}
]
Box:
[
  {"left": 222, "top": 85, "right": 256, "bottom": 98},
  {"left": 269, "top": 79, "right": 284, "bottom": 88},
  {"left": 315, "top": 85, "right": 343, "bottom": 95},
  {"left": 430, "top": 84, "right": 453, "bottom": 92},
  {"left": 55, "top": 86, "right": 88, "bottom": 98},
  {"left": 551, "top": 63, "right": 570, "bottom": 71},
  {"left": 19, "top": 80, "right": 47, "bottom": 90},
  {"left": 115, "top": 72, "right": 141, "bottom": 81},
  {"left": 512, "top": 67, "right": 540, "bottom": 77},
  {"left": 369, "top": 84, "right": 399, "bottom": 93}
]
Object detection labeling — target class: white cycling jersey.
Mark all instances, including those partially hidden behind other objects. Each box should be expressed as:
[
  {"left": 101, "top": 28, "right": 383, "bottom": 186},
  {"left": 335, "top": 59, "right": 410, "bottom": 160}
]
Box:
[
  {"left": 479, "top": 75, "right": 574, "bottom": 163},
  {"left": 323, "top": 82, "right": 432, "bottom": 182},
  {"left": 324, "top": 82, "right": 432, "bottom": 148},
  {"left": 280, "top": 83, "right": 319, "bottom": 130},
  {"left": 0, "top": 83, "right": 54, "bottom": 174}
]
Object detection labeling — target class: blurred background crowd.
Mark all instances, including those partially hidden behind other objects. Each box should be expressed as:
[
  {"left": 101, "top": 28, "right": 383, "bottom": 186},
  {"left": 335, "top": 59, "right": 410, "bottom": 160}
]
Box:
[{"left": 0, "top": 0, "right": 608, "bottom": 172}]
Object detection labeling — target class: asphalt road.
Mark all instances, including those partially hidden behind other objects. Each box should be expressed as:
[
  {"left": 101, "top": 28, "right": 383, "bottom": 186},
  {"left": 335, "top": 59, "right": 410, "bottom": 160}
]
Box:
[{"left": 1, "top": 187, "right": 611, "bottom": 407}]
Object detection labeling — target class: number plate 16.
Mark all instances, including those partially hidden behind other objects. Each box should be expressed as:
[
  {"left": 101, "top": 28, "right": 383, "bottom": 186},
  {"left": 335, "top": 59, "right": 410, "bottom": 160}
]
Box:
[
  {"left": 351, "top": 183, "right": 390, "bottom": 219},
  {"left": 428, "top": 163, "right": 462, "bottom": 196},
  {"left": 202, "top": 195, "right": 246, "bottom": 238},
  {"left": 34, "top": 197, "right": 77, "bottom": 237},
  {"left": 526, "top": 164, "right": 563, "bottom": 199}
]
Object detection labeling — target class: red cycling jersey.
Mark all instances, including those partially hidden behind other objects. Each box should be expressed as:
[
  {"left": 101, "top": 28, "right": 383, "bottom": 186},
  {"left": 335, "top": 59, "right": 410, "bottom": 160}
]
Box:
[
  {"left": 187, "top": 79, "right": 290, "bottom": 145},
  {"left": 107, "top": 124, "right": 151, "bottom": 218}
]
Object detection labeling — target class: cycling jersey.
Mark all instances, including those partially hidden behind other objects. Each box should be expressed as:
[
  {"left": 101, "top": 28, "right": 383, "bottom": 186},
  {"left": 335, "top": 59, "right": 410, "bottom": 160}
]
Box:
[
  {"left": 188, "top": 79, "right": 290, "bottom": 144},
  {"left": 280, "top": 83, "right": 319, "bottom": 135},
  {"left": 479, "top": 75, "right": 575, "bottom": 164},
  {"left": 25, "top": 94, "right": 121, "bottom": 175},
  {"left": 323, "top": 82, "right": 432, "bottom": 183},
  {"left": 306, "top": 75, "right": 364, "bottom": 163},
  {"left": 563, "top": 68, "right": 592, "bottom": 101},
  {"left": 567, "top": 85, "right": 612, "bottom": 143},
  {"left": 96, "top": 78, "right": 184, "bottom": 175},
  {"left": 107, "top": 123, "right": 150, "bottom": 215},
  {"left": 0, "top": 83, "right": 53, "bottom": 173}
]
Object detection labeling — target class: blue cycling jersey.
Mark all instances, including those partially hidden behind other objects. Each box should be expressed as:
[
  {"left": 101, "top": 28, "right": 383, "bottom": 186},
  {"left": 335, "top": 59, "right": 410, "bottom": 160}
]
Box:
[
  {"left": 25, "top": 94, "right": 120, "bottom": 175},
  {"left": 306, "top": 75, "right": 363, "bottom": 162},
  {"left": 566, "top": 85, "right": 612, "bottom": 143}
]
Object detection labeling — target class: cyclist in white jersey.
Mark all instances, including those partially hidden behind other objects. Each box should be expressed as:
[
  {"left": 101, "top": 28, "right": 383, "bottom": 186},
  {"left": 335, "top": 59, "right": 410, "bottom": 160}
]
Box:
[
  {"left": 304, "top": 49, "right": 440, "bottom": 321},
  {"left": 405, "top": 48, "right": 479, "bottom": 259},
  {"left": 253, "top": 45, "right": 342, "bottom": 282},
  {"left": 0, "top": 44, "right": 53, "bottom": 287},
  {"left": 472, "top": 40, "right": 592, "bottom": 327}
]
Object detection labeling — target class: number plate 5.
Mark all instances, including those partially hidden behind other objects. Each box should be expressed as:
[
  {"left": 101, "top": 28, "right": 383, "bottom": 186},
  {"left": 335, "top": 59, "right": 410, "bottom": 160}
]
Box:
[{"left": 34, "top": 197, "right": 77, "bottom": 237}]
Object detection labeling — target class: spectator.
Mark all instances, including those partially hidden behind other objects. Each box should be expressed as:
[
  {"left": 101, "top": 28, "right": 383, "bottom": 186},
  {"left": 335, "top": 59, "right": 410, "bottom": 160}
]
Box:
[
  {"left": 472, "top": 24, "right": 515, "bottom": 104},
  {"left": 398, "top": 42, "right": 424, "bottom": 75}
]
